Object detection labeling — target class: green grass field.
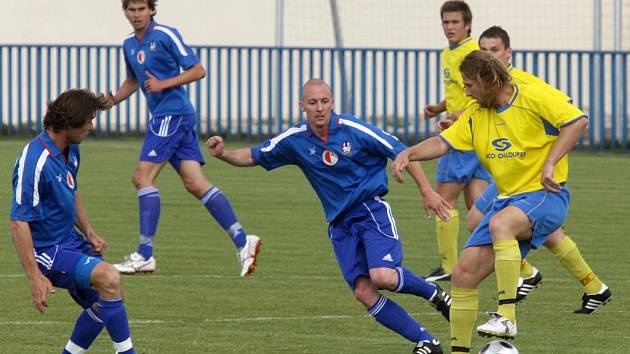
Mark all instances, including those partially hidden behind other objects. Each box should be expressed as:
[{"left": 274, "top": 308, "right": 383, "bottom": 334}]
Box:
[{"left": 0, "top": 138, "right": 628, "bottom": 353}]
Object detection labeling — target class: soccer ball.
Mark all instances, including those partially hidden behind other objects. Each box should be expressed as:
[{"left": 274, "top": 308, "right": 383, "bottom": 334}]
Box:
[{"left": 478, "top": 340, "right": 519, "bottom": 354}]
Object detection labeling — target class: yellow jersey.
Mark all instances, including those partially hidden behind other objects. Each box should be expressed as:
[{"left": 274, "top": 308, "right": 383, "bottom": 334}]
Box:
[
  {"left": 440, "top": 84, "right": 587, "bottom": 196},
  {"left": 508, "top": 65, "right": 571, "bottom": 102},
  {"left": 442, "top": 37, "right": 479, "bottom": 114}
]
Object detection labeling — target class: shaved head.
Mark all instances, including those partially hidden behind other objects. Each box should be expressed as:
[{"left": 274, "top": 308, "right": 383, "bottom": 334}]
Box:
[{"left": 301, "top": 79, "right": 332, "bottom": 101}]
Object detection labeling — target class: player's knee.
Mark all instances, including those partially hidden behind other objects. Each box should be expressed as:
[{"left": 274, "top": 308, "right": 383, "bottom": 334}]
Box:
[
  {"left": 353, "top": 279, "right": 379, "bottom": 307},
  {"left": 369, "top": 271, "right": 397, "bottom": 290},
  {"left": 452, "top": 264, "right": 479, "bottom": 288},
  {"left": 92, "top": 263, "right": 122, "bottom": 297}
]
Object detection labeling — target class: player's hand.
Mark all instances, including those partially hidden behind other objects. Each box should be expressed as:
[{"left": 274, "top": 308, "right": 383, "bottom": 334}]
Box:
[
  {"left": 420, "top": 188, "right": 452, "bottom": 221},
  {"left": 206, "top": 136, "right": 225, "bottom": 158},
  {"left": 30, "top": 273, "right": 54, "bottom": 313},
  {"left": 144, "top": 71, "right": 165, "bottom": 93},
  {"left": 86, "top": 230, "right": 107, "bottom": 256},
  {"left": 436, "top": 118, "right": 453, "bottom": 133},
  {"left": 391, "top": 152, "right": 411, "bottom": 184},
  {"left": 541, "top": 162, "right": 562, "bottom": 193},
  {"left": 423, "top": 104, "right": 441, "bottom": 119},
  {"left": 104, "top": 91, "right": 116, "bottom": 109}
]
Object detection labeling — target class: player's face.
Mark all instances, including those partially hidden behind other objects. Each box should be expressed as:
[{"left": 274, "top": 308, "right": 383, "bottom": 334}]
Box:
[
  {"left": 480, "top": 37, "right": 512, "bottom": 66},
  {"left": 300, "top": 84, "right": 334, "bottom": 132},
  {"left": 67, "top": 118, "right": 95, "bottom": 144},
  {"left": 441, "top": 11, "right": 471, "bottom": 45},
  {"left": 463, "top": 75, "right": 495, "bottom": 108},
  {"left": 125, "top": 0, "right": 153, "bottom": 32}
]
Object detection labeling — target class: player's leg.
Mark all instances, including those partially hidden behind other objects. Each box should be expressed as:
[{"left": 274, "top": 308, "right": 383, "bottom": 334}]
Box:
[
  {"left": 430, "top": 178, "right": 464, "bottom": 281},
  {"left": 449, "top": 245, "right": 495, "bottom": 354},
  {"left": 174, "top": 119, "right": 260, "bottom": 277},
  {"left": 89, "top": 262, "right": 136, "bottom": 354},
  {"left": 544, "top": 228, "right": 612, "bottom": 313}
]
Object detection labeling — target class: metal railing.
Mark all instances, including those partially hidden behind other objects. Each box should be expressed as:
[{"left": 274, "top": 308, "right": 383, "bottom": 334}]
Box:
[{"left": 0, "top": 45, "right": 628, "bottom": 150}]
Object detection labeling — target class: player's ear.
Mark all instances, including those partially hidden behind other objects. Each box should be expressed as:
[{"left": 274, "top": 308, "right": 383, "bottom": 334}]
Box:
[{"left": 299, "top": 101, "right": 305, "bottom": 112}]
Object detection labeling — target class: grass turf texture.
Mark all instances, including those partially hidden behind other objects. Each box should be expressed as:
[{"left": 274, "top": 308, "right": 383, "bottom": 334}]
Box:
[{"left": 0, "top": 138, "right": 628, "bottom": 353}]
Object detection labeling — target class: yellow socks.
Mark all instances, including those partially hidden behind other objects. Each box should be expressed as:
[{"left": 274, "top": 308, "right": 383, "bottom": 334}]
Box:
[
  {"left": 550, "top": 235, "right": 604, "bottom": 294},
  {"left": 494, "top": 240, "right": 520, "bottom": 323},
  {"left": 436, "top": 209, "right": 459, "bottom": 273},
  {"left": 519, "top": 259, "right": 535, "bottom": 278},
  {"left": 450, "top": 287, "right": 479, "bottom": 354}
]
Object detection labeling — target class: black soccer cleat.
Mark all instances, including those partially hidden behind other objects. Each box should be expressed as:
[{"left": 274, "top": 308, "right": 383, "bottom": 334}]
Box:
[
  {"left": 574, "top": 285, "right": 612, "bottom": 314},
  {"left": 515, "top": 268, "right": 543, "bottom": 303},
  {"left": 413, "top": 339, "right": 443, "bottom": 354},
  {"left": 425, "top": 265, "right": 451, "bottom": 282},
  {"left": 429, "top": 283, "right": 451, "bottom": 321}
]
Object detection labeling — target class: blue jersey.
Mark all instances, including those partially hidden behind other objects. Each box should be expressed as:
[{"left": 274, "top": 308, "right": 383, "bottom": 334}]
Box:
[
  {"left": 10, "top": 131, "right": 80, "bottom": 248},
  {"left": 123, "top": 20, "right": 199, "bottom": 117},
  {"left": 251, "top": 112, "right": 406, "bottom": 222}
]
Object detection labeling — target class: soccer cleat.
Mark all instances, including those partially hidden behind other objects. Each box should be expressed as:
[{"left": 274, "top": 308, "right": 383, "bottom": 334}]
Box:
[
  {"left": 425, "top": 266, "right": 451, "bottom": 282},
  {"left": 574, "top": 284, "right": 612, "bottom": 314},
  {"left": 237, "top": 235, "right": 262, "bottom": 277},
  {"left": 413, "top": 338, "right": 443, "bottom": 354},
  {"left": 113, "top": 252, "right": 156, "bottom": 274},
  {"left": 477, "top": 312, "right": 517, "bottom": 339},
  {"left": 515, "top": 267, "right": 543, "bottom": 303},
  {"left": 429, "top": 283, "right": 451, "bottom": 321}
]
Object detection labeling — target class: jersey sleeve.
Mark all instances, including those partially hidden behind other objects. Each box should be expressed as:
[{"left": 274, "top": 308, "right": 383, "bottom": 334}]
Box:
[
  {"left": 10, "top": 148, "right": 47, "bottom": 222},
  {"left": 439, "top": 107, "right": 475, "bottom": 151},
  {"left": 162, "top": 27, "right": 200, "bottom": 70},
  {"left": 536, "top": 93, "right": 587, "bottom": 128},
  {"left": 123, "top": 43, "right": 137, "bottom": 80},
  {"left": 251, "top": 133, "right": 295, "bottom": 171},
  {"left": 343, "top": 117, "right": 407, "bottom": 159}
]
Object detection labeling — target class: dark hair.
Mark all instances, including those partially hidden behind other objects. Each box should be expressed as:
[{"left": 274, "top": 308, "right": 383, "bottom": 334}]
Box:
[
  {"left": 441, "top": 1, "right": 473, "bottom": 28},
  {"left": 460, "top": 51, "right": 512, "bottom": 93},
  {"left": 43, "top": 89, "right": 108, "bottom": 132},
  {"left": 122, "top": 0, "right": 157, "bottom": 18},
  {"left": 479, "top": 26, "right": 511, "bottom": 48}
]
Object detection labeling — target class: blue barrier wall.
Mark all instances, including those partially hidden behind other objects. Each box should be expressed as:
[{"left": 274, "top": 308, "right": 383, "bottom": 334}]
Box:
[{"left": 0, "top": 45, "right": 628, "bottom": 150}]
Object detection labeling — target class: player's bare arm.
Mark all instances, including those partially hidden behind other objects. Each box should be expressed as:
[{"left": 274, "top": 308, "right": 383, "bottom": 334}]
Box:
[
  {"left": 404, "top": 162, "right": 452, "bottom": 221},
  {"left": 75, "top": 190, "right": 106, "bottom": 256},
  {"left": 106, "top": 77, "right": 139, "bottom": 108},
  {"left": 10, "top": 220, "right": 54, "bottom": 313},
  {"left": 541, "top": 117, "right": 588, "bottom": 193},
  {"left": 392, "top": 136, "right": 452, "bottom": 183},
  {"left": 206, "top": 136, "right": 255, "bottom": 167},
  {"left": 144, "top": 64, "right": 205, "bottom": 93}
]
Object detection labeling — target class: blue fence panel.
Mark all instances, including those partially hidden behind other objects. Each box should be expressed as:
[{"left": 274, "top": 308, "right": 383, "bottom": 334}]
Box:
[{"left": 0, "top": 44, "right": 628, "bottom": 151}]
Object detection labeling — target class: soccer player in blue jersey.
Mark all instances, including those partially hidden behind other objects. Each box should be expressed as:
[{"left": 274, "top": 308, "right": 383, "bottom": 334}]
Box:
[
  {"left": 471, "top": 25, "right": 612, "bottom": 311},
  {"left": 393, "top": 50, "right": 590, "bottom": 353},
  {"left": 10, "top": 89, "right": 136, "bottom": 354},
  {"left": 207, "top": 79, "right": 452, "bottom": 354},
  {"left": 422, "top": 1, "right": 491, "bottom": 282},
  {"left": 106, "top": 0, "right": 261, "bottom": 276}
]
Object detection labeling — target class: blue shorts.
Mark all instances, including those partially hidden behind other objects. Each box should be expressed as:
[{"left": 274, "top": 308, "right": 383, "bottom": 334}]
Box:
[
  {"left": 140, "top": 114, "right": 205, "bottom": 171},
  {"left": 474, "top": 182, "right": 498, "bottom": 214},
  {"left": 465, "top": 187, "right": 570, "bottom": 258},
  {"left": 436, "top": 150, "right": 492, "bottom": 184},
  {"left": 328, "top": 197, "right": 404, "bottom": 289},
  {"left": 34, "top": 229, "right": 103, "bottom": 308}
]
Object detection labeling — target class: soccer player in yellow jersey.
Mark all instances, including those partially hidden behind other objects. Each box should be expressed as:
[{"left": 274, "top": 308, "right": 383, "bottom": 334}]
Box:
[
  {"left": 472, "top": 25, "right": 612, "bottom": 312},
  {"left": 422, "top": 1, "right": 491, "bottom": 282},
  {"left": 392, "top": 50, "right": 594, "bottom": 353}
]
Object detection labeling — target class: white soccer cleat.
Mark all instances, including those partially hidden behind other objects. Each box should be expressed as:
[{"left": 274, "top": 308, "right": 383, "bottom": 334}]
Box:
[
  {"left": 113, "top": 252, "right": 156, "bottom": 274},
  {"left": 477, "top": 312, "right": 517, "bottom": 339},
  {"left": 237, "top": 235, "right": 262, "bottom": 277}
]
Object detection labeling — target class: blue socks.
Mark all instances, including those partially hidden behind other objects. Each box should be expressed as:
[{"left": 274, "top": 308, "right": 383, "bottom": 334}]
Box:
[
  {"left": 137, "top": 186, "right": 160, "bottom": 259},
  {"left": 98, "top": 298, "right": 135, "bottom": 354},
  {"left": 200, "top": 187, "right": 247, "bottom": 248},
  {"left": 62, "top": 308, "right": 104, "bottom": 353},
  {"left": 368, "top": 294, "right": 434, "bottom": 342},
  {"left": 394, "top": 267, "right": 438, "bottom": 300}
]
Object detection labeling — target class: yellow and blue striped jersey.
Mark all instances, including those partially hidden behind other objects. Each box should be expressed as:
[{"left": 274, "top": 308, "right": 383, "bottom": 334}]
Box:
[
  {"left": 509, "top": 65, "right": 571, "bottom": 102},
  {"left": 441, "top": 37, "right": 479, "bottom": 114},
  {"left": 439, "top": 83, "right": 587, "bottom": 196}
]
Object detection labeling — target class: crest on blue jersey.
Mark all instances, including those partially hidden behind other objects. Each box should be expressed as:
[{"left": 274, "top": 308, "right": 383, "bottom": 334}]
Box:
[
  {"left": 341, "top": 141, "right": 352, "bottom": 156},
  {"left": 71, "top": 156, "right": 78, "bottom": 168},
  {"left": 322, "top": 150, "right": 338, "bottom": 166},
  {"left": 137, "top": 50, "right": 146, "bottom": 64},
  {"left": 149, "top": 41, "right": 157, "bottom": 52}
]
